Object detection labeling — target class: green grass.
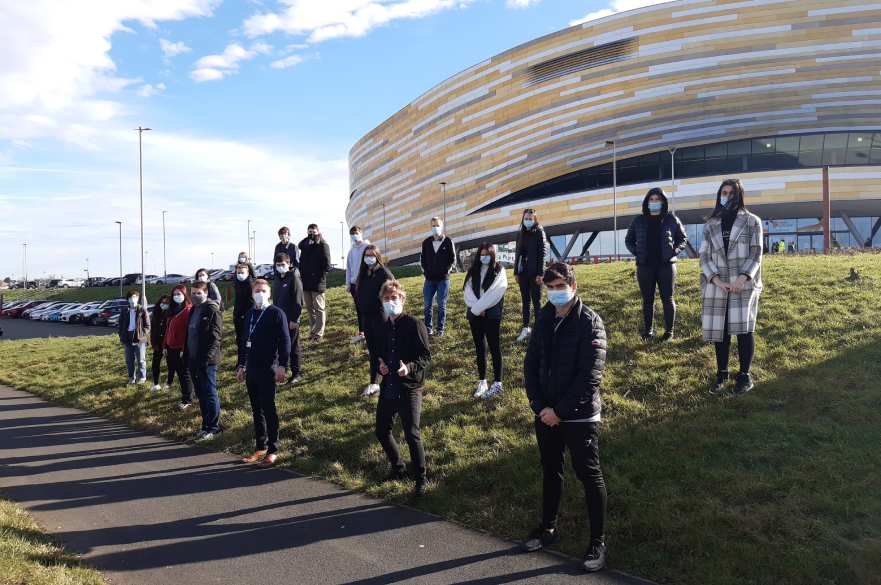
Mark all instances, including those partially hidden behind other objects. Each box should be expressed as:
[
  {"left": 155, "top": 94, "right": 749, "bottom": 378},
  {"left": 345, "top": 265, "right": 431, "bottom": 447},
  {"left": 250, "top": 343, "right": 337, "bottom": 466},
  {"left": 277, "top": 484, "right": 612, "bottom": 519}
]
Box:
[
  {"left": 1, "top": 255, "right": 880, "bottom": 585},
  {"left": 0, "top": 497, "right": 106, "bottom": 585}
]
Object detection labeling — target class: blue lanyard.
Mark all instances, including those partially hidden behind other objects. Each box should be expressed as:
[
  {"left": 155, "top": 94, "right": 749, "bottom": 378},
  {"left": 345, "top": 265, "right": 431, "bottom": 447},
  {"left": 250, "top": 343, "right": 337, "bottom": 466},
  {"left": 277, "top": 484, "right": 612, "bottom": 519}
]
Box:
[{"left": 247, "top": 308, "right": 267, "bottom": 346}]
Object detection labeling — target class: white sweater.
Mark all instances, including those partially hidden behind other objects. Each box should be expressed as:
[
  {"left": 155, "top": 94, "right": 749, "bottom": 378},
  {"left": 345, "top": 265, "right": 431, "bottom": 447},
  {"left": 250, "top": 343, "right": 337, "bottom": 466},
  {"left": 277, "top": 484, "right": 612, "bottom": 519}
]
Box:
[
  {"left": 346, "top": 239, "right": 371, "bottom": 286},
  {"left": 463, "top": 265, "right": 508, "bottom": 316}
]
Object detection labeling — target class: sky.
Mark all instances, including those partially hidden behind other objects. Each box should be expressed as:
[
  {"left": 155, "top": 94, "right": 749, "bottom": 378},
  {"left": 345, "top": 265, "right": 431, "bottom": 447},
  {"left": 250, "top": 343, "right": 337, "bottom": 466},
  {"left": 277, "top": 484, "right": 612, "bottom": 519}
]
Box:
[{"left": 0, "top": 0, "right": 668, "bottom": 281}]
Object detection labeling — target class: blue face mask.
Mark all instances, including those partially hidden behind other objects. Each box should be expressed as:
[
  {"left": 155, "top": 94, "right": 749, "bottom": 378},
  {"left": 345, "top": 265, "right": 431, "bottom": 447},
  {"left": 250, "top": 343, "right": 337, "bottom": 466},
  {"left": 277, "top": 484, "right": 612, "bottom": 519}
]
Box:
[
  {"left": 719, "top": 195, "right": 730, "bottom": 207},
  {"left": 648, "top": 201, "right": 663, "bottom": 214},
  {"left": 383, "top": 300, "right": 403, "bottom": 317},
  {"left": 547, "top": 288, "right": 575, "bottom": 307},
  {"left": 479, "top": 255, "right": 491, "bottom": 265},
  {"left": 523, "top": 219, "right": 535, "bottom": 229}
]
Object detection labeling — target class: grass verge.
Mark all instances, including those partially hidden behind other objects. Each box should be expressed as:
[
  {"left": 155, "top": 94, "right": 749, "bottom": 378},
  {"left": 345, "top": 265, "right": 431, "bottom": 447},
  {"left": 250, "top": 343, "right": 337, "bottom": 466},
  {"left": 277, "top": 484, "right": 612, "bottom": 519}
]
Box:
[{"left": 1, "top": 255, "right": 880, "bottom": 585}]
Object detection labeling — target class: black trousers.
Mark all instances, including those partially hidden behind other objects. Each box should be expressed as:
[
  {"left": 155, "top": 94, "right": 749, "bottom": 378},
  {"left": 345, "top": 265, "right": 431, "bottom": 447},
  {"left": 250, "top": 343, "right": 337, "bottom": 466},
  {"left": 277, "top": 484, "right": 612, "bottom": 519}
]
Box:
[
  {"left": 350, "top": 289, "right": 365, "bottom": 333},
  {"left": 246, "top": 368, "right": 279, "bottom": 454},
  {"left": 375, "top": 389, "right": 425, "bottom": 480},
  {"left": 234, "top": 313, "right": 246, "bottom": 355},
  {"left": 288, "top": 322, "right": 302, "bottom": 376},
  {"left": 535, "top": 419, "right": 606, "bottom": 546},
  {"left": 518, "top": 274, "right": 542, "bottom": 327},
  {"left": 468, "top": 315, "right": 502, "bottom": 382},
  {"left": 151, "top": 347, "right": 174, "bottom": 386},
  {"left": 714, "top": 312, "right": 755, "bottom": 375},
  {"left": 363, "top": 313, "right": 380, "bottom": 384},
  {"left": 166, "top": 348, "right": 193, "bottom": 403},
  {"left": 636, "top": 262, "right": 676, "bottom": 335}
]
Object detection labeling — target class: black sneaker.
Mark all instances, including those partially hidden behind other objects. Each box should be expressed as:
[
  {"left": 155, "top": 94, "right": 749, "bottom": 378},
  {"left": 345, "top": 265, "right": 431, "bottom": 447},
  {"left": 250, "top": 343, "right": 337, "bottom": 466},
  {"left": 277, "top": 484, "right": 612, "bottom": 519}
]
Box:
[
  {"left": 640, "top": 330, "right": 654, "bottom": 342},
  {"left": 582, "top": 541, "right": 607, "bottom": 573},
  {"left": 521, "top": 526, "right": 559, "bottom": 552},
  {"left": 733, "top": 372, "right": 754, "bottom": 394},
  {"left": 413, "top": 477, "right": 426, "bottom": 498},
  {"left": 709, "top": 372, "right": 729, "bottom": 396},
  {"left": 660, "top": 330, "right": 674, "bottom": 342},
  {"left": 386, "top": 467, "right": 407, "bottom": 482}
]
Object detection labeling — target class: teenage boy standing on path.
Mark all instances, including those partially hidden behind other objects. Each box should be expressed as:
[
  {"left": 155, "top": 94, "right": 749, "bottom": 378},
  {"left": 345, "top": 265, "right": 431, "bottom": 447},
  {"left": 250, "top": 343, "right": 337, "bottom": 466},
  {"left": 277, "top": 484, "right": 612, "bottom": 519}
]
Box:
[
  {"left": 271, "top": 252, "right": 304, "bottom": 384},
  {"left": 522, "top": 262, "right": 609, "bottom": 573},
  {"left": 274, "top": 226, "right": 299, "bottom": 277},
  {"left": 346, "top": 225, "right": 371, "bottom": 342},
  {"left": 369, "top": 280, "right": 432, "bottom": 497},
  {"left": 186, "top": 281, "right": 224, "bottom": 441},
  {"left": 236, "top": 279, "right": 291, "bottom": 468},
  {"left": 419, "top": 217, "right": 456, "bottom": 336},
  {"left": 118, "top": 289, "right": 150, "bottom": 385},
  {"left": 298, "top": 223, "right": 332, "bottom": 342}
]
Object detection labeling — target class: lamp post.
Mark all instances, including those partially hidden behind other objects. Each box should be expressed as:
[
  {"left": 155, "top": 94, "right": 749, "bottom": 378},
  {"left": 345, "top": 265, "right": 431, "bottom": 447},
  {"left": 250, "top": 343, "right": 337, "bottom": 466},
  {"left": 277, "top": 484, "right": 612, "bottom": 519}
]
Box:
[
  {"left": 85, "top": 257, "right": 90, "bottom": 284},
  {"left": 605, "top": 140, "right": 618, "bottom": 259},
  {"left": 210, "top": 251, "right": 215, "bottom": 267},
  {"left": 668, "top": 147, "right": 678, "bottom": 211},
  {"left": 247, "top": 219, "right": 252, "bottom": 260},
  {"left": 22, "top": 243, "right": 27, "bottom": 290},
  {"left": 135, "top": 126, "right": 151, "bottom": 306},
  {"left": 115, "top": 221, "right": 123, "bottom": 298},
  {"left": 440, "top": 181, "right": 448, "bottom": 226},
  {"left": 161, "top": 210, "right": 167, "bottom": 278},
  {"left": 252, "top": 230, "right": 256, "bottom": 264},
  {"left": 340, "top": 220, "right": 345, "bottom": 269}
]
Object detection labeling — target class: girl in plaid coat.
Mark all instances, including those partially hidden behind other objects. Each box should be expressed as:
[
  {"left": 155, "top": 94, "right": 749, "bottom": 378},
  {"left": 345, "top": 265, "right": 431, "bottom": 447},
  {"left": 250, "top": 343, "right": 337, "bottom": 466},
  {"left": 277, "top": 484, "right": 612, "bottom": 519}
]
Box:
[{"left": 699, "top": 178, "right": 763, "bottom": 395}]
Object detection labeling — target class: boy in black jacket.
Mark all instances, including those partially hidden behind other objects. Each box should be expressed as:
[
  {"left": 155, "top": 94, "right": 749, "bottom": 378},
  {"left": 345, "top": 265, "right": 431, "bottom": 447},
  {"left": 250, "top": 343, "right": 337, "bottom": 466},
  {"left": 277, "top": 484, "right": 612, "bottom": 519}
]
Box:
[
  {"left": 367, "top": 279, "right": 431, "bottom": 497},
  {"left": 419, "top": 217, "right": 456, "bottom": 336},
  {"left": 270, "top": 252, "right": 304, "bottom": 384},
  {"left": 185, "top": 282, "right": 224, "bottom": 441},
  {"left": 298, "top": 223, "right": 332, "bottom": 342},
  {"left": 236, "top": 279, "right": 291, "bottom": 468},
  {"left": 522, "top": 262, "right": 609, "bottom": 573}
]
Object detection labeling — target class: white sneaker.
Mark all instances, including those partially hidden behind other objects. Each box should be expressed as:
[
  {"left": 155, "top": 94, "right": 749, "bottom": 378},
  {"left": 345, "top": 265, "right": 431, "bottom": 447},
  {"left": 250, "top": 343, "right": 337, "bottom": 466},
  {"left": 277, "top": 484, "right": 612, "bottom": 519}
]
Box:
[
  {"left": 193, "top": 429, "right": 207, "bottom": 440},
  {"left": 350, "top": 333, "right": 365, "bottom": 344},
  {"left": 162, "top": 384, "right": 170, "bottom": 391},
  {"left": 197, "top": 432, "right": 217, "bottom": 442},
  {"left": 136, "top": 378, "right": 147, "bottom": 384},
  {"left": 127, "top": 378, "right": 136, "bottom": 385},
  {"left": 516, "top": 327, "right": 531, "bottom": 343},
  {"left": 361, "top": 383, "right": 380, "bottom": 397},
  {"left": 150, "top": 384, "right": 162, "bottom": 392},
  {"left": 483, "top": 381, "right": 504, "bottom": 399},
  {"left": 473, "top": 380, "right": 489, "bottom": 398},
  {"left": 178, "top": 402, "right": 191, "bottom": 411}
]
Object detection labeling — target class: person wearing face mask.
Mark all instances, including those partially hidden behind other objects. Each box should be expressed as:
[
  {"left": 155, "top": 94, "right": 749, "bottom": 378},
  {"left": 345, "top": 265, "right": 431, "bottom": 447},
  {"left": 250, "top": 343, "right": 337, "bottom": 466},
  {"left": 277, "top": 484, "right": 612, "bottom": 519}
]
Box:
[
  {"left": 463, "top": 243, "right": 508, "bottom": 400},
  {"left": 346, "top": 226, "right": 371, "bottom": 342},
  {"left": 368, "top": 280, "right": 431, "bottom": 497},
  {"left": 233, "top": 261, "right": 256, "bottom": 356},
  {"left": 522, "top": 262, "right": 608, "bottom": 573},
  {"left": 271, "top": 252, "right": 304, "bottom": 384},
  {"left": 164, "top": 285, "right": 195, "bottom": 409},
  {"left": 514, "top": 208, "right": 548, "bottom": 344},
  {"left": 236, "top": 279, "right": 291, "bottom": 468},
  {"left": 273, "top": 226, "right": 299, "bottom": 277},
  {"left": 701, "top": 178, "right": 763, "bottom": 396},
  {"left": 419, "top": 217, "right": 456, "bottom": 337},
  {"left": 194, "top": 268, "right": 223, "bottom": 311},
  {"left": 118, "top": 289, "right": 150, "bottom": 385},
  {"left": 298, "top": 223, "right": 332, "bottom": 342},
  {"left": 185, "top": 281, "right": 224, "bottom": 441},
  {"left": 625, "top": 187, "right": 688, "bottom": 342},
  {"left": 148, "top": 294, "right": 173, "bottom": 392},
  {"left": 355, "top": 244, "right": 394, "bottom": 397}
]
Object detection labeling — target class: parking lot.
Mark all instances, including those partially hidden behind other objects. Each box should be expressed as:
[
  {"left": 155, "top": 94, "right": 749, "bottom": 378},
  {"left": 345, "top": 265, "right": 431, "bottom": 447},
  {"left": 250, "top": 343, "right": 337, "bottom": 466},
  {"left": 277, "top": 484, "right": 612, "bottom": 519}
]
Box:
[{"left": 0, "top": 318, "right": 112, "bottom": 341}]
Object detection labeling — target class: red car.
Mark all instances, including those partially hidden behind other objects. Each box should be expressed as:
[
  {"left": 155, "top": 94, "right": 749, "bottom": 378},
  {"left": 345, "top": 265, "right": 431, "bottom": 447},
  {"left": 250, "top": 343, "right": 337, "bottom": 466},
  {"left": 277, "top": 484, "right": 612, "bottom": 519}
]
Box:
[{"left": 2, "top": 300, "right": 45, "bottom": 318}]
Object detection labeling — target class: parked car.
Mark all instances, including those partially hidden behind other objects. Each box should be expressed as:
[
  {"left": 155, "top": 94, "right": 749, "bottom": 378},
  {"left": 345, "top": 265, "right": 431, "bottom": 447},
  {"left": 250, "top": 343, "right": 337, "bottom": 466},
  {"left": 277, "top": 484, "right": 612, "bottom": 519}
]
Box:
[
  {"left": 157, "top": 273, "right": 187, "bottom": 285},
  {"left": 27, "top": 302, "right": 68, "bottom": 320},
  {"left": 59, "top": 278, "right": 83, "bottom": 288},
  {"left": 2, "top": 300, "right": 44, "bottom": 318},
  {"left": 43, "top": 303, "right": 79, "bottom": 321},
  {"left": 107, "top": 313, "right": 120, "bottom": 327},
  {"left": 214, "top": 270, "right": 234, "bottom": 282},
  {"left": 83, "top": 299, "right": 128, "bottom": 326},
  {"left": 105, "top": 277, "right": 122, "bottom": 287},
  {"left": 0, "top": 300, "right": 26, "bottom": 314},
  {"left": 255, "top": 264, "right": 274, "bottom": 279},
  {"left": 144, "top": 274, "right": 162, "bottom": 284},
  {"left": 122, "top": 273, "right": 142, "bottom": 286},
  {"left": 61, "top": 302, "right": 101, "bottom": 323},
  {"left": 84, "top": 277, "right": 107, "bottom": 287},
  {"left": 93, "top": 305, "right": 125, "bottom": 327}
]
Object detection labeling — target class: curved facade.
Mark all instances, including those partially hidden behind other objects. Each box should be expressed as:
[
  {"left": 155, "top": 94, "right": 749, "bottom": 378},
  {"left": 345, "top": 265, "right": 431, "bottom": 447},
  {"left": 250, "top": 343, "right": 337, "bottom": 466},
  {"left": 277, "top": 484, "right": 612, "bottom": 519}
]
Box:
[{"left": 347, "top": 0, "right": 881, "bottom": 263}]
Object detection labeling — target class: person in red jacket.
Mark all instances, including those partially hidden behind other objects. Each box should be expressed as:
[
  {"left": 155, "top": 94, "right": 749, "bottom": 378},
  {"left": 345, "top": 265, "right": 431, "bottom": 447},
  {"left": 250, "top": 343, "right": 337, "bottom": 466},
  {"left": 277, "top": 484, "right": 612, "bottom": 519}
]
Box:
[{"left": 164, "top": 284, "right": 195, "bottom": 410}]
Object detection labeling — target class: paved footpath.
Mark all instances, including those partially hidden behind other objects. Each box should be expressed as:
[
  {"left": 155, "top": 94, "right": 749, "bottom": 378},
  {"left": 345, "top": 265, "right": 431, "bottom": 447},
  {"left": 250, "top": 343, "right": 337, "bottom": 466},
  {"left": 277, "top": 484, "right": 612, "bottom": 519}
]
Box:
[{"left": 0, "top": 386, "right": 654, "bottom": 585}]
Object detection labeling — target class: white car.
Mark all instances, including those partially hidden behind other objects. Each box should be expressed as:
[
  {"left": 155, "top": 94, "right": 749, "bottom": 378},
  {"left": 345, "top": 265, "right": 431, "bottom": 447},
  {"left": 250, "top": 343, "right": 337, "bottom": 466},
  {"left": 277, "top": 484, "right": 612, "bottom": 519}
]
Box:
[
  {"left": 144, "top": 274, "right": 162, "bottom": 284},
  {"left": 59, "top": 278, "right": 83, "bottom": 288},
  {"left": 27, "top": 302, "right": 67, "bottom": 320},
  {"left": 255, "top": 264, "right": 274, "bottom": 279},
  {"left": 38, "top": 303, "right": 77, "bottom": 321},
  {"left": 157, "top": 273, "right": 187, "bottom": 285},
  {"left": 60, "top": 301, "right": 101, "bottom": 323}
]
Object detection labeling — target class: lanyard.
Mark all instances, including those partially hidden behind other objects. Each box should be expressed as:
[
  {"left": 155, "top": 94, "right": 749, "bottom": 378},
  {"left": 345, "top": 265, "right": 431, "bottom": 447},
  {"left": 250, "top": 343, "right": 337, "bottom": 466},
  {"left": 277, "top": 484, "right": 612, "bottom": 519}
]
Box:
[{"left": 246, "top": 308, "right": 268, "bottom": 348}]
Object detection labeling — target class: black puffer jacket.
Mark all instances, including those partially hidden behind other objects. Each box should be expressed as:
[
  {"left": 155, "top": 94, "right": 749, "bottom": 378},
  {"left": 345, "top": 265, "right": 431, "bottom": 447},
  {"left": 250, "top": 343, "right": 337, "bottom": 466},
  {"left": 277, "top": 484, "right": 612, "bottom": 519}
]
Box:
[
  {"left": 233, "top": 274, "right": 256, "bottom": 319},
  {"left": 625, "top": 191, "right": 688, "bottom": 265},
  {"left": 298, "top": 237, "right": 332, "bottom": 292},
  {"left": 356, "top": 265, "right": 394, "bottom": 318},
  {"left": 514, "top": 225, "right": 547, "bottom": 278},
  {"left": 524, "top": 298, "right": 607, "bottom": 420}
]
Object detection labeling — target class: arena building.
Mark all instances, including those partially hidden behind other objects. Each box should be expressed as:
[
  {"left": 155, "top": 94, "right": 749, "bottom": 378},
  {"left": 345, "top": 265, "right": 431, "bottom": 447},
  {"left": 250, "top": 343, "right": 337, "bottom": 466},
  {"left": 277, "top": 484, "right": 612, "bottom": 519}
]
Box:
[{"left": 346, "top": 0, "right": 881, "bottom": 264}]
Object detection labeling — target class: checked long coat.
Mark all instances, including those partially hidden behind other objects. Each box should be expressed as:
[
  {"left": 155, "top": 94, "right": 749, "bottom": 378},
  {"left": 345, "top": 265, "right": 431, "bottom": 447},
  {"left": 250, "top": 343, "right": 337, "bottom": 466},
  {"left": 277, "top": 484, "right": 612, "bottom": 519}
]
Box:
[{"left": 699, "top": 209, "right": 764, "bottom": 342}]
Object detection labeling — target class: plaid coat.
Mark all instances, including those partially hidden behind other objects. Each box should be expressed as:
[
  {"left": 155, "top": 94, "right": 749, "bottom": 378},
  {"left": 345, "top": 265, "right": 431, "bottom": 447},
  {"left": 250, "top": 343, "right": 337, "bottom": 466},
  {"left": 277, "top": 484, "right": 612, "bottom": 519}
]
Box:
[{"left": 699, "top": 209, "right": 763, "bottom": 342}]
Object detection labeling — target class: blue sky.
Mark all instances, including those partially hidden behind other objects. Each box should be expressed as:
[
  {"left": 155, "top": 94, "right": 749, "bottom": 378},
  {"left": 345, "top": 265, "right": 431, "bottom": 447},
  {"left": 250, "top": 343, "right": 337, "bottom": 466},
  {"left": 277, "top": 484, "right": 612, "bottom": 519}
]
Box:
[{"left": 0, "top": 0, "right": 663, "bottom": 281}]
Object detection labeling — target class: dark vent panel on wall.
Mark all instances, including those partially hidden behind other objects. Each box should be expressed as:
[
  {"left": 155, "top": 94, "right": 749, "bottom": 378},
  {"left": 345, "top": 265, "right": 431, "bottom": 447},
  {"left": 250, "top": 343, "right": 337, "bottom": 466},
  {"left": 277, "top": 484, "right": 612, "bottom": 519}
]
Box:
[{"left": 526, "top": 37, "right": 638, "bottom": 85}]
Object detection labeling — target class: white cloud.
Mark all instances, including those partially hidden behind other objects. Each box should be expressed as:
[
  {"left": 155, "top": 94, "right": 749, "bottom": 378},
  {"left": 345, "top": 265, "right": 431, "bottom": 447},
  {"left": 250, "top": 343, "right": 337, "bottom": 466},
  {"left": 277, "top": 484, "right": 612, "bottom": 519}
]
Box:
[
  {"left": 137, "top": 82, "right": 166, "bottom": 98},
  {"left": 506, "top": 0, "right": 542, "bottom": 8},
  {"left": 159, "top": 38, "right": 192, "bottom": 58},
  {"left": 190, "top": 42, "right": 273, "bottom": 81},
  {"left": 270, "top": 54, "right": 305, "bottom": 69},
  {"left": 570, "top": 0, "right": 670, "bottom": 26},
  {"left": 243, "top": 0, "right": 476, "bottom": 43}
]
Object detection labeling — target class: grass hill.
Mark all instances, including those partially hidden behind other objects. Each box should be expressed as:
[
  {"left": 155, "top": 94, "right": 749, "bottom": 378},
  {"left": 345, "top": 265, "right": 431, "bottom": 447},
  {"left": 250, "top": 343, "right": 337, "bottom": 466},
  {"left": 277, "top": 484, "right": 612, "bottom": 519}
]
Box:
[{"left": 1, "top": 254, "right": 880, "bottom": 585}]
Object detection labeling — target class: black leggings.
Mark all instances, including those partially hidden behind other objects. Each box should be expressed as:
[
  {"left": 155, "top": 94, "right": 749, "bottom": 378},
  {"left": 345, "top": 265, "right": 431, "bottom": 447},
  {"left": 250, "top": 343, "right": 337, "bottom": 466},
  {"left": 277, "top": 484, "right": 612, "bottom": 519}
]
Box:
[
  {"left": 518, "top": 274, "right": 542, "bottom": 327},
  {"left": 151, "top": 347, "right": 174, "bottom": 386},
  {"left": 535, "top": 419, "right": 606, "bottom": 545},
  {"left": 468, "top": 316, "right": 502, "bottom": 382},
  {"left": 166, "top": 348, "right": 194, "bottom": 403},
  {"left": 636, "top": 263, "right": 676, "bottom": 334},
  {"left": 364, "top": 314, "right": 380, "bottom": 384},
  {"left": 714, "top": 313, "right": 755, "bottom": 375}
]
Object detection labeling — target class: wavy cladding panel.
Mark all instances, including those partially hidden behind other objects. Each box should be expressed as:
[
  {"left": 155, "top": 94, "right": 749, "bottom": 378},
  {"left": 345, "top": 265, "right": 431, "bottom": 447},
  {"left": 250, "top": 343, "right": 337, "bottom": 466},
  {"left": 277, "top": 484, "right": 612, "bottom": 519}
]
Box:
[{"left": 346, "top": 0, "right": 881, "bottom": 261}]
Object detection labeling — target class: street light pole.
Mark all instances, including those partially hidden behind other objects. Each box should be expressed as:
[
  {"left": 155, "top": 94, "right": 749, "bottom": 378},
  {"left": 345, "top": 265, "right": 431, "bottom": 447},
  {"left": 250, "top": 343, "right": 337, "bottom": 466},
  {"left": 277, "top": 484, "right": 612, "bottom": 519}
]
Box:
[
  {"left": 210, "top": 251, "right": 215, "bottom": 267},
  {"left": 605, "top": 140, "right": 618, "bottom": 259},
  {"left": 668, "top": 147, "right": 678, "bottom": 211},
  {"left": 340, "top": 220, "right": 345, "bottom": 269},
  {"left": 136, "top": 126, "right": 151, "bottom": 306},
  {"left": 440, "top": 181, "right": 447, "bottom": 226},
  {"left": 22, "top": 243, "right": 27, "bottom": 289},
  {"left": 252, "top": 230, "right": 256, "bottom": 264},
  {"left": 247, "top": 219, "right": 252, "bottom": 260},
  {"left": 85, "top": 257, "right": 90, "bottom": 283},
  {"left": 115, "top": 221, "right": 123, "bottom": 298},
  {"left": 161, "top": 210, "right": 167, "bottom": 278}
]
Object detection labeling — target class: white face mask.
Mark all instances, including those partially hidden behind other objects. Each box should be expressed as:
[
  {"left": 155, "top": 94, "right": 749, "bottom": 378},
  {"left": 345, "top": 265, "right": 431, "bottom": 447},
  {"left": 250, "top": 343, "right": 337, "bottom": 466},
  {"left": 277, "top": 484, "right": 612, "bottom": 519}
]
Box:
[
  {"left": 383, "top": 299, "right": 403, "bottom": 317},
  {"left": 276, "top": 264, "right": 289, "bottom": 275},
  {"left": 128, "top": 296, "right": 139, "bottom": 307},
  {"left": 238, "top": 256, "right": 248, "bottom": 264},
  {"left": 432, "top": 226, "right": 443, "bottom": 237},
  {"left": 197, "top": 274, "right": 208, "bottom": 283},
  {"left": 236, "top": 272, "right": 248, "bottom": 281},
  {"left": 280, "top": 234, "right": 289, "bottom": 243},
  {"left": 547, "top": 288, "right": 575, "bottom": 307},
  {"left": 480, "top": 255, "right": 492, "bottom": 265},
  {"left": 191, "top": 293, "right": 206, "bottom": 305},
  {"left": 351, "top": 234, "right": 362, "bottom": 243},
  {"left": 719, "top": 195, "right": 729, "bottom": 207},
  {"left": 523, "top": 219, "right": 535, "bottom": 229},
  {"left": 364, "top": 256, "right": 377, "bottom": 266},
  {"left": 172, "top": 293, "right": 184, "bottom": 304},
  {"left": 253, "top": 291, "right": 269, "bottom": 306}
]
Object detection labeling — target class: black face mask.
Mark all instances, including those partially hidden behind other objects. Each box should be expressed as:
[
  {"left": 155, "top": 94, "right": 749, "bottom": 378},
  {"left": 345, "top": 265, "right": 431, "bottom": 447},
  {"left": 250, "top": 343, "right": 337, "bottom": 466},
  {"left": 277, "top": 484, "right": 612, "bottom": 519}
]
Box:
[{"left": 309, "top": 233, "right": 319, "bottom": 242}]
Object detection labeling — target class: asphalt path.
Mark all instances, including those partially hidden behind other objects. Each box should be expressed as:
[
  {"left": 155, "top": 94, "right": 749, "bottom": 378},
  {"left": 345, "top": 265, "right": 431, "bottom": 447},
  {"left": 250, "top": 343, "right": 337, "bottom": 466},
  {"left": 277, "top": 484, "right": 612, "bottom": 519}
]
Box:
[
  {"left": 0, "top": 318, "right": 113, "bottom": 340},
  {"left": 0, "top": 385, "right": 654, "bottom": 585}
]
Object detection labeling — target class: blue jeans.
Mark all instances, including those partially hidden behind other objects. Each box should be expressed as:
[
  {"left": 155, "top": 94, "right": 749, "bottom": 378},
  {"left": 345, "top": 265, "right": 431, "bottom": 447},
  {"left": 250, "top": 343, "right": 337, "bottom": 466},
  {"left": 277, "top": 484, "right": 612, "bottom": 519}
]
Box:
[
  {"left": 123, "top": 342, "right": 146, "bottom": 381},
  {"left": 189, "top": 361, "right": 221, "bottom": 433},
  {"left": 423, "top": 279, "right": 450, "bottom": 332}
]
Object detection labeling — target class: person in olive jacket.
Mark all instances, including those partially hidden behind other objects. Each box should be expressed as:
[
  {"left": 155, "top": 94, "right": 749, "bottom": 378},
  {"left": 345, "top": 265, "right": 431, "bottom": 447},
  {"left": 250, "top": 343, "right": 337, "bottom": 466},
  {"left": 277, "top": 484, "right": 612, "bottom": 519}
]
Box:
[
  {"left": 185, "top": 282, "right": 224, "bottom": 441},
  {"left": 233, "top": 261, "right": 256, "bottom": 355},
  {"left": 355, "top": 244, "right": 394, "bottom": 397},
  {"left": 367, "top": 279, "right": 432, "bottom": 497},
  {"left": 513, "top": 208, "right": 547, "bottom": 344},
  {"left": 118, "top": 289, "right": 150, "bottom": 384},
  {"left": 298, "top": 223, "right": 332, "bottom": 342},
  {"left": 522, "top": 262, "right": 608, "bottom": 574},
  {"left": 625, "top": 187, "right": 688, "bottom": 342}
]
